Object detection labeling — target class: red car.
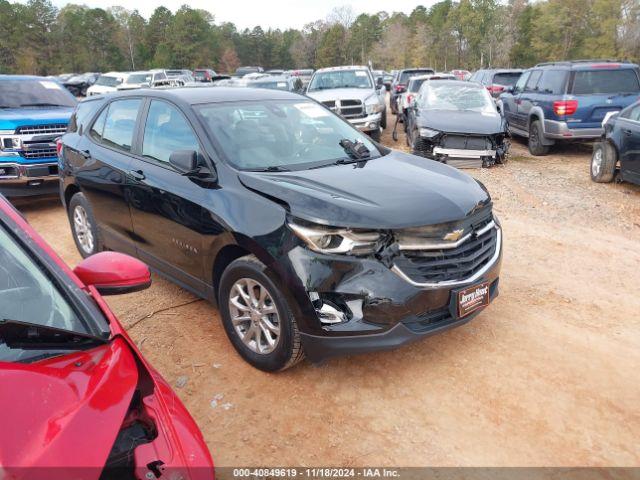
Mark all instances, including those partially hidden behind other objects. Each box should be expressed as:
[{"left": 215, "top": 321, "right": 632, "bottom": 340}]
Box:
[{"left": 0, "top": 195, "right": 214, "bottom": 480}]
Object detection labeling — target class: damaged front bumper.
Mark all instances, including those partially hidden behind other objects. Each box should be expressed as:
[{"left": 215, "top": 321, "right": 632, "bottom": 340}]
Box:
[
  {"left": 284, "top": 224, "right": 503, "bottom": 363},
  {"left": 414, "top": 132, "right": 509, "bottom": 167}
]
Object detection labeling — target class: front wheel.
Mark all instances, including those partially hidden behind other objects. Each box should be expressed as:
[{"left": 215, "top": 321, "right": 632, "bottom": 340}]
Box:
[
  {"left": 369, "top": 129, "right": 381, "bottom": 142},
  {"left": 218, "top": 255, "right": 304, "bottom": 372},
  {"left": 591, "top": 142, "right": 616, "bottom": 183}
]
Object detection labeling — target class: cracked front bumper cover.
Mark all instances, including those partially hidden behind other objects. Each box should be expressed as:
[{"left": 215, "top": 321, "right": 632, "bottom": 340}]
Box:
[
  {"left": 300, "top": 278, "right": 499, "bottom": 363},
  {"left": 285, "top": 231, "right": 502, "bottom": 363}
]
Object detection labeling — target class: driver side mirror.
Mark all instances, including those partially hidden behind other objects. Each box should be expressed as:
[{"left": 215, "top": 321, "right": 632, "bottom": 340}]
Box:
[
  {"left": 74, "top": 252, "right": 151, "bottom": 295},
  {"left": 170, "top": 150, "right": 198, "bottom": 173},
  {"left": 376, "top": 77, "right": 383, "bottom": 88}
]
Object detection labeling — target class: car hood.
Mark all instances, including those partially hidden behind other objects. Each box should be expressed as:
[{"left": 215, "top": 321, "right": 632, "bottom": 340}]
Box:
[
  {"left": 0, "top": 107, "right": 73, "bottom": 131},
  {"left": 238, "top": 150, "right": 490, "bottom": 229},
  {"left": 0, "top": 338, "right": 138, "bottom": 475},
  {"left": 417, "top": 109, "right": 505, "bottom": 135},
  {"left": 307, "top": 88, "right": 376, "bottom": 103}
]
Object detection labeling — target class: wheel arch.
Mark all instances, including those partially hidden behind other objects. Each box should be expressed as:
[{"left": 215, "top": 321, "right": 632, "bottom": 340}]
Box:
[{"left": 63, "top": 183, "right": 81, "bottom": 210}]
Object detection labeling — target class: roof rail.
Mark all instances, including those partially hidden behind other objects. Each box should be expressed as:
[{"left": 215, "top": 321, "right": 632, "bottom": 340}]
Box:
[{"left": 534, "top": 59, "right": 623, "bottom": 67}]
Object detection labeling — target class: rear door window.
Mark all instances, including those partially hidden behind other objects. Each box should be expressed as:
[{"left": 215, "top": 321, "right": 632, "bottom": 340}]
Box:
[
  {"left": 514, "top": 71, "right": 530, "bottom": 93},
  {"left": 536, "top": 70, "right": 567, "bottom": 94},
  {"left": 524, "top": 70, "right": 542, "bottom": 92},
  {"left": 571, "top": 69, "right": 640, "bottom": 95},
  {"left": 101, "top": 99, "right": 141, "bottom": 152},
  {"left": 622, "top": 103, "right": 640, "bottom": 122}
]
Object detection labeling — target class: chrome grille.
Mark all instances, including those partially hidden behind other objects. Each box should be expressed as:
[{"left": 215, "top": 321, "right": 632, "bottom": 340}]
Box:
[
  {"left": 392, "top": 210, "right": 499, "bottom": 285},
  {"left": 20, "top": 148, "right": 58, "bottom": 159},
  {"left": 321, "top": 100, "right": 364, "bottom": 119},
  {"left": 15, "top": 124, "right": 67, "bottom": 135}
]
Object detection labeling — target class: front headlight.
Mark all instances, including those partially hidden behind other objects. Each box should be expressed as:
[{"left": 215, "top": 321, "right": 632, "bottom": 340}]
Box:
[
  {"left": 0, "top": 131, "right": 21, "bottom": 150},
  {"left": 419, "top": 128, "right": 439, "bottom": 138},
  {"left": 365, "top": 102, "right": 383, "bottom": 115},
  {"left": 288, "top": 219, "right": 382, "bottom": 255}
]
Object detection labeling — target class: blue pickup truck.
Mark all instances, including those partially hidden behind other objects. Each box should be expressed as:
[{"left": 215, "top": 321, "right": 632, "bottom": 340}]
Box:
[
  {"left": 498, "top": 60, "right": 640, "bottom": 155},
  {"left": 0, "top": 75, "right": 76, "bottom": 197}
]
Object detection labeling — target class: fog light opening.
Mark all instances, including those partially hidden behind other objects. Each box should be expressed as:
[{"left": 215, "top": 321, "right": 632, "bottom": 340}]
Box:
[{"left": 309, "top": 292, "right": 350, "bottom": 325}]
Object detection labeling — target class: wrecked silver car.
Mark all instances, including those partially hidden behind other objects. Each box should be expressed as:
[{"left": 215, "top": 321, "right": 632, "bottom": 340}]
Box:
[{"left": 405, "top": 80, "right": 510, "bottom": 168}]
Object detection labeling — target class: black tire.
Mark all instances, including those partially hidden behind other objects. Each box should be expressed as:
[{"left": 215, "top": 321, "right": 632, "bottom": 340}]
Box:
[
  {"left": 68, "top": 192, "right": 102, "bottom": 258},
  {"left": 380, "top": 108, "right": 387, "bottom": 129},
  {"left": 528, "top": 120, "right": 550, "bottom": 156},
  {"left": 590, "top": 142, "right": 616, "bottom": 183},
  {"left": 369, "top": 129, "right": 381, "bottom": 142},
  {"left": 218, "top": 255, "right": 304, "bottom": 372}
]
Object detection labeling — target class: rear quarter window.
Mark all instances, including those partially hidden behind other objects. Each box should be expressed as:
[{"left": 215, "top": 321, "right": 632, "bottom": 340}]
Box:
[
  {"left": 571, "top": 69, "right": 640, "bottom": 95},
  {"left": 67, "top": 99, "right": 104, "bottom": 134}
]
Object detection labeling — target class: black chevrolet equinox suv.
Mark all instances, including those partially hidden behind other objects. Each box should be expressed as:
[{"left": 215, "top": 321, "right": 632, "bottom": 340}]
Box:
[{"left": 59, "top": 88, "right": 503, "bottom": 371}]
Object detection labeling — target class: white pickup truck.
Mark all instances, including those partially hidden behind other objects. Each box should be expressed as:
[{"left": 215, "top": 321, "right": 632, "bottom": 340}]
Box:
[{"left": 305, "top": 66, "right": 386, "bottom": 141}]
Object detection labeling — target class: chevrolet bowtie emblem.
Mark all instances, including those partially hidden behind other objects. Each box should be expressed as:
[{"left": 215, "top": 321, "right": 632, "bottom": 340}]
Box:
[{"left": 443, "top": 229, "right": 464, "bottom": 242}]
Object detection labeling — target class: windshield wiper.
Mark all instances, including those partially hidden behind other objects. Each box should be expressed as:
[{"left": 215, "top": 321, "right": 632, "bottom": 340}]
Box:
[
  {"left": 245, "top": 165, "right": 290, "bottom": 172},
  {"left": 19, "top": 103, "right": 68, "bottom": 108},
  {"left": 338, "top": 138, "right": 371, "bottom": 162},
  {"left": 0, "top": 319, "right": 108, "bottom": 351}
]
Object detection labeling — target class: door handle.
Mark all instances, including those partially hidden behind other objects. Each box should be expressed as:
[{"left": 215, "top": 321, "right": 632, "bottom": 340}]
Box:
[
  {"left": 80, "top": 149, "right": 91, "bottom": 158},
  {"left": 622, "top": 128, "right": 633, "bottom": 136},
  {"left": 129, "top": 169, "right": 145, "bottom": 181}
]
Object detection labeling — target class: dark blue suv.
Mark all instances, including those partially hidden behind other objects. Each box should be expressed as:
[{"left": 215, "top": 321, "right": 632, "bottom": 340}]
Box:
[{"left": 499, "top": 60, "right": 640, "bottom": 155}]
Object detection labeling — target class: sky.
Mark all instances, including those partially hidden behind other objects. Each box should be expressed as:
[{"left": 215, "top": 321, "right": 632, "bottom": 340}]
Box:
[{"left": 42, "top": 0, "right": 439, "bottom": 30}]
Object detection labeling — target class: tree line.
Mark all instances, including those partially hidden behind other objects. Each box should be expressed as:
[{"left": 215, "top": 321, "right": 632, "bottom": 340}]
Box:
[{"left": 0, "top": 0, "right": 639, "bottom": 76}]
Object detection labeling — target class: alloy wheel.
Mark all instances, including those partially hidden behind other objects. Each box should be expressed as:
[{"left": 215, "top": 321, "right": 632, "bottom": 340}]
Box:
[
  {"left": 73, "top": 205, "right": 94, "bottom": 255},
  {"left": 592, "top": 148, "right": 603, "bottom": 177},
  {"left": 228, "top": 278, "right": 281, "bottom": 354}
]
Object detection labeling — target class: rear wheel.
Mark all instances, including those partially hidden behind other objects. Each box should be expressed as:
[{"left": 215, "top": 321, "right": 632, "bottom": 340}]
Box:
[
  {"left": 218, "top": 255, "right": 304, "bottom": 372},
  {"left": 528, "top": 120, "right": 550, "bottom": 156},
  {"left": 590, "top": 142, "right": 616, "bottom": 183},
  {"left": 68, "top": 192, "right": 102, "bottom": 258}
]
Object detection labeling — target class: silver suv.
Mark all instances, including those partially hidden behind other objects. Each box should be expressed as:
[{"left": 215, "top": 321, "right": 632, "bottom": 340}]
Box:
[{"left": 306, "top": 66, "right": 386, "bottom": 141}]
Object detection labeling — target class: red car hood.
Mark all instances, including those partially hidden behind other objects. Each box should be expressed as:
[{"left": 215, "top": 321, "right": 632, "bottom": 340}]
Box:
[{"left": 0, "top": 338, "right": 138, "bottom": 479}]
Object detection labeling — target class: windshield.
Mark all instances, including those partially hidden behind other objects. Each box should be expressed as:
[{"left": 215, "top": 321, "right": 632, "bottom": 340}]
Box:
[
  {"left": 308, "top": 70, "right": 372, "bottom": 91},
  {"left": 419, "top": 83, "right": 496, "bottom": 113},
  {"left": 571, "top": 69, "right": 640, "bottom": 95},
  {"left": 0, "top": 225, "right": 90, "bottom": 362},
  {"left": 196, "top": 99, "right": 381, "bottom": 170},
  {"left": 0, "top": 79, "right": 76, "bottom": 108},
  {"left": 95, "top": 75, "right": 123, "bottom": 87},
  {"left": 127, "top": 73, "right": 152, "bottom": 84}
]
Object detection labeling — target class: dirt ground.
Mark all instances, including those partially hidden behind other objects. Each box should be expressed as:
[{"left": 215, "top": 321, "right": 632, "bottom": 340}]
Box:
[{"left": 15, "top": 107, "right": 640, "bottom": 468}]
